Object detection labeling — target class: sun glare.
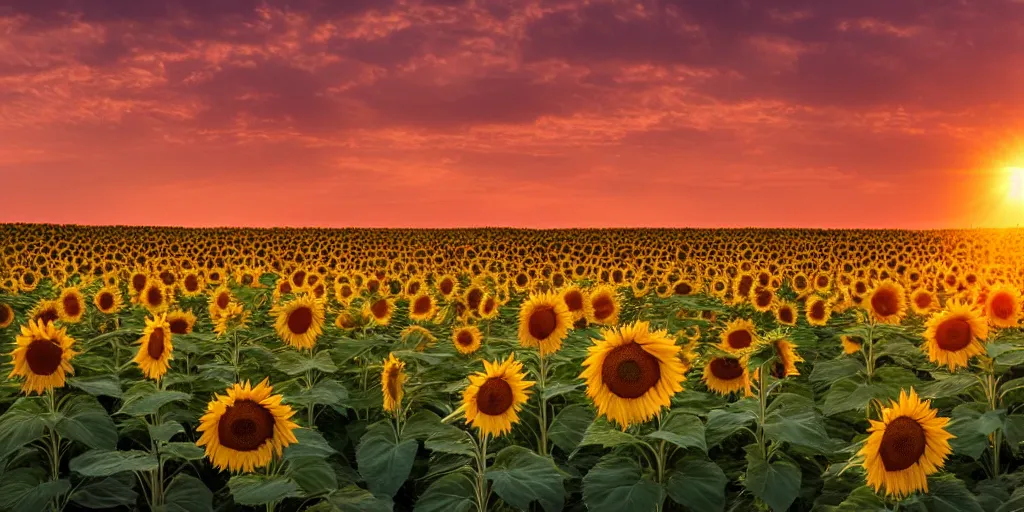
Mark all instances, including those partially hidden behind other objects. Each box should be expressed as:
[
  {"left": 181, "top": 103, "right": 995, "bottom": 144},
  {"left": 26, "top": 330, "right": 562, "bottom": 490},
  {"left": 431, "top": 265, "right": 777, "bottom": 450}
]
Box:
[{"left": 1009, "top": 167, "right": 1024, "bottom": 202}]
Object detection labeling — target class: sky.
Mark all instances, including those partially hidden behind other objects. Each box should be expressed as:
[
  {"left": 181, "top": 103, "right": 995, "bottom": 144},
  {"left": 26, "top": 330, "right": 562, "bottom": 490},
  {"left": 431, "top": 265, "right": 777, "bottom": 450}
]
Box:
[{"left": 1, "top": 0, "right": 1023, "bottom": 229}]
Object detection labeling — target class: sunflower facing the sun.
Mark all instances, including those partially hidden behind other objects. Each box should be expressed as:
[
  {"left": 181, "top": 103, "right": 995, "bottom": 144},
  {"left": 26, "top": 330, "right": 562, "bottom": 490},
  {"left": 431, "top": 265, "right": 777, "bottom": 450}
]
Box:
[
  {"left": 134, "top": 313, "right": 174, "bottom": 381},
  {"left": 518, "top": 291, "right": 573, "bottom": 356},
  {"left": 453, "top": 324, "right": 483, "bottom": 355},
  {"left": 922, "top": 300, "right": 988, "bottom": 371},
  {"left": 580, "top": 321, "right": 686, "bottom": 429},
  {"left": 272, "top": 294, "right": 326, "bottom": 350},
  {"left": 9, "top": 319, "right": 79, "bottom": 395},
  {"left": 702, "top": 355, "right": 753, "bottom": 397},
  {"left": 719, "top": 318, "right": 758, "bottom": 354},
  {"left": 196, "top": 378, "right": 300, "bottom": 473},
  {"left": 462, "top": 353, "right": 535, "bottom": 438}
]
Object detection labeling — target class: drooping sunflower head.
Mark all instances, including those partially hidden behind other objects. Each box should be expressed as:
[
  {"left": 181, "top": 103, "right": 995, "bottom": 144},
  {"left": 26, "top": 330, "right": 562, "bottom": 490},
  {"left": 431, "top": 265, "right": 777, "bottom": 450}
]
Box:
[
  {"left": 517, "top": 291, "right": 573, "bottom": 356},
  {"left": 984, "top": 284, "right": 1021, "bottom": 328},
  {"left": 8, "top": 320, "right": 78, "bottom": 395},
  {"left": 57, "top": 287, "right": 86, "bottom": 323},
  {"left": 462, "top": 353, "right": 535, "bottom": 438},
  {"left": 363, "top": 297, "right": 395, "bottom": 326},
  {"left": 453, "top": 325, "right": 483, "bottom": 355},
  {"left": 579, "top": 321, "right": 686, "bottom": 429},
  {"left": 587, "top": 285, "right": 621, "bottom": 325},
  {"left": 857, "top": 388, "right": 953, "bottom": 498},
  {"left": 408, "top": 293, "right": 438, "bottom": 322},
  {"left": 718, "top": 318, "right": 758, "bottom": 354},
  {"left": 381, "top": 353, "right": 407, "bottom": 413},
  {"left": 841, "top": 335, "right": 863, "bottom": 355},
  {"left": 334, "top": 311, "right": 359, "bottom": 331},
  {"left": 702, "top": 355, "right": 753, "bottom": 397},
  {"left": 805, "top": 296, "right": 832, "bottom": 326},
  {"left": 768, "top": 339, "right": 803, "bottom": 378},
  {"left": 775, "top": 301, "right": 797, "bottom": 326},
  {"left": 478, "top": 294, "right": 499, "bottom": 319},
  {"left": 166, "top": 310, "right": 197, "bottom": 335},
  {"left": 93, "top": 286, "right": 123, "bottom": 315},
  {"left": 559, "top": 286, "right": 592, "bottom": 322},
  {"left": 30, "top": 299, "right": 61, "bottom": 326},
  {"left": 134, "top": 313, "right": 174, "bottom": 381},
  {"left": 272, "top": 294, "right": 326, "bottom": 350},
  {"left": 196, "top": 378, "right": 300, "bottom": 473},
  {"left": 865, "top": 279, "right": 907, "bottom": 324},
  {"left": 0, "top": 303, "right": 14, "bottom": 328},
  {"left": 401, "top": 325, "right": 437, "bottom": 352},
  {"left": 922, "top": 300, "right": 988, "bottom": 371}
]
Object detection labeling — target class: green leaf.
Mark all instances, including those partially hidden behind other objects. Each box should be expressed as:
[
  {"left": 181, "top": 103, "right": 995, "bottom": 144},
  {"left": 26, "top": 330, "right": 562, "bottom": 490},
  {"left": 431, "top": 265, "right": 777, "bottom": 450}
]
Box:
[
  {"left": 401, "top": 411, "right": 446, "bottom": 441},
  {"left": 541, "top": 382, "right": 582, "bottom": 400},
  {"left": 1003, "top": 414, "right": 1024, "bottom": 453},
  {"left": 290, "top": 380, "right": 349, "bottom": 408},
  {"left": 582, "top": 456, "right": 663, "bottom": 512},
  {"left": 998, "top": 486, "right": 1024, "bottom": 512},
  {"left": 424, "top": 427, "right": 476, "bottom": 457},
  {"left": 833, "top": 485, "right": 888, "bottom": 511},
  {"left": 809, "top": 358, "right": 864, "bottom": 384},
  {"left": 645, "top": 412, "right": 706, "bottom": 453},
  {"left": 822, "top": 380, "right": 888, "bottom": 416},
  {"left": 986, "top": 342, "right": 1018, "bottom": 359},
  {"left": 326, "top": 485, "right": 394, "bottom": 512},
  {"left": 763, "top": 404, "right": 833, "bottom": 454},
  {"left": 548, "top": 404, "right": 595, "bottom": 453},
  {"left": 995, "top": 349, "right": 1024, "bottom": 367},
  {"left": 576, "top": 419, "right": 641, "bottom": 451},
  {"left": 68, "top": 375, "right": 123, "bottom": 398},
  {"left": 70, "top": 474, "right": 138, "bottom": 509},
  {"left": 56, "top": 395, "right": 117, "bottom": 450},
  {"left": 164, "top": 474, "right": 213, "bottom": 512},
  {"left": 0, "top": 398, "right": 46, "bottom": 460},
  {"left": 229, "top": 475, "right": 301, "bottom": 506},
  {"left": 0, "top": 469, "right": 71, "bottom": 512},
  {"left": 288, "top": 456, "right": 338, "bottom": 497},
  {"left": 665, "top": 459, "right": 727, "bottom": 512},
  {"left": 69, "top": 449, "right": 159, "bottom": 477},
  {"left": 744, "top": 452, "right": 801, "bottom": 512},
  {"left": 276, "top": 350, "right": 338, "bottom": 375},
  {"left": 162, "top": 442, "right": 206, "bottom": 461},
  {"left": 149, "top": 421, "right": 185, "bottom": 444},
  {"left": 414, "top": 472, "right": 476, "bottom": 512},
  {"left": 922, "top": 474, "right": 984, "bottom": 512},
  {"left": 918, "top": 374, "right": 981, "bottom": 399},
  {"left": 705, "top": 407, "right": 757, "bottom": 447},
  {"left": 356, "top": 422, "right": 418, "bottom": 498},
  {"left": 283, "top": 428, "right": 337, "bottom": 461},
  {"left": 118, "top": 390, "right": 191, "bottom": 416},
  {"left": 486, "top": 446, "right": 565, "bottom": 512},
  {"left": 949, "top": 405, "right": 990, "bottom": 460}
]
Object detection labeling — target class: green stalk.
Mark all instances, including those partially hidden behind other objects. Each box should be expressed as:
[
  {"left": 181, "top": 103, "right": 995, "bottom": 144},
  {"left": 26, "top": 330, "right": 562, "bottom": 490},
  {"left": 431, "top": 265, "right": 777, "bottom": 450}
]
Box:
[
  {"left": 475, "top": 434, "right": 490, "bottom": 512},
  {"left": 756, "top": 361, "right": 770, "bottom": 461},
  {"left": 537, "top": 351, "right": 549, "bottom": 456}
]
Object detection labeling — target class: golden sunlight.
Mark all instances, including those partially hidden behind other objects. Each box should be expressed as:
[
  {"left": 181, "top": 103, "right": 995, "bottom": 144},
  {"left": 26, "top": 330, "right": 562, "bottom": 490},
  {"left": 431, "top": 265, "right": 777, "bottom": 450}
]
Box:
[{"left": 1008, "top": 167, "right": 1024, "bottom": 202}]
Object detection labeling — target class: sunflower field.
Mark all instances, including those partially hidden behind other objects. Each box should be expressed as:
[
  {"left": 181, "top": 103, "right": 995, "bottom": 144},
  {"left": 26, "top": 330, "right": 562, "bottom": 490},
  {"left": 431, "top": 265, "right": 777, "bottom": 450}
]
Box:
[{"left": 1, "top": 224, "right": 1024, "bottom": 512}]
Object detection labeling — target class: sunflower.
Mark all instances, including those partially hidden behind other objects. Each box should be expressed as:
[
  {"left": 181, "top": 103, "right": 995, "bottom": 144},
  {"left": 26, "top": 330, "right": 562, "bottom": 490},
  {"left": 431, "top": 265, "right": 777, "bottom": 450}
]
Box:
[
  {"left": 363, "top": 297, "right": 395, "bottom": 326},
  {"left": 805, "top": 296, "right": 832, "bottom": 326},
  {"left": 134, "top": 314, "right": 173, "bottom": 380},
  {"left": 401, "top": 325, "right": 437, "bottom": 352},
  {"left": 453, "top": 325, "right": 483, "bottom": 355},
  {"left": 769, "top": 339, "right": 803, "bottom": 378},
  {"left": 57, "top": 287, "right": 86, "bottom": 323},
  {"left": 213, "top": 302, "right": 248, "bottom": 337},
  {"left": 462, "top": 353, "right": 535, "bottom": 438},
  {"left": 167, "top": 310, "right": 197, "bottom": 335},
  {"left": 579, "top": 321, "right": 686, "bottom": 429},
  {"left": 180, "top": 271, "right": 204, "bottom": 296},
  {"left": 209, "top": 285, "right": 234, "bottom": 316},
  {"left": 587, "top": 285, "right": 620, "bottom": 325},
  {"left": 559, "top": 286, "right": 592, "bottom": 322},
  {"left": 984, "top": 284, "right": 1021, "bottom": 328},
  {"left": 518, "top": 291, "right": 573, "bottom": 356},
  {"left": 749, "top": 286, "right": 775, "bottom": 312},
  {"left": 842, "top": 335, "right": 863, "bottom": 355},
  {"left": 702, "top": 356, "right": 753, "bottom": 397},
  {"left": 335, "top": 311, "right": 358, "bottom": 331},
  {"left": 334, "top": 281, "right": 356, "bottom": 305},
  {"left": 30, "top": 300, "right": 61, "bottom": 326},
  {"left": 922, "top": 301, "right": 988, "bottom": 371},
  {"left": 436, "top": 274, "right": 460, "bottom": 298},
  {"left": 408, "top": 293, "right": 438, "bottom": 322},
  {"left": 93, "top": 286, "right": 123, "bottom": 314},
  {"left": 8, "top": 320, "right": 78, "bottom": 395},
  {"left": 0, "top": 303, "right": 14, "bottom": 328},
  {"left": 272, "top": 295, "right": 326, "bottom": 350},
  {"left": 196, "top": 378, "right": 300, "bottom": 473},
  {"left": 381, "top": 353, "right": 406, "bottom": 413},
  {"left": 719, "top": 318, "right": 758, "bottom": 354},
  {"left": 141, "top": 279, "right": 170, "bottom": 314},
  {"left": 865, "top": 279, "right": 907, "bottom": 325},
  {"left": 478, "top": 294, "right": 499, "bottom": 320},
  {"left": 858, "top": 388, "right": 953, "bottom": 498},
  {"left": 775, "top": 301, "right": 797, "bottom": 326}
]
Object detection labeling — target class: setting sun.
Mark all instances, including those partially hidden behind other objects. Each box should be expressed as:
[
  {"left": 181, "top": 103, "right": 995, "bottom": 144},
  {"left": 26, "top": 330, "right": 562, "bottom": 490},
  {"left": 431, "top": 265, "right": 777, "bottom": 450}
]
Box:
[{"left": 1009, "top": 167, "right": 1024, "bottom": 202}]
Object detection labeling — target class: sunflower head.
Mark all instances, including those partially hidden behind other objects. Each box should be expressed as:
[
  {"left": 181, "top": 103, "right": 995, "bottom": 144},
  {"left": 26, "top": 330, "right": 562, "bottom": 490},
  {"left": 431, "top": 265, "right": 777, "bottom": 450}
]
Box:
[
  {"left": 775, "top": 301, "right": 797, "bottom": 326},
  {"left": 401, "top": 325, "right": 437, "bottom": 352},
  {"left": 0, "top": 303, "right": 14, "bottom": 328},
  {"left": 453, "top": 325, "right": 483, "bottom": 355},
  {"left": 273, "top": 294, "right": 326, "bottom": 350},
  {"left": 909, "top": 288, "right": 937, "bottom": 315},
  {"left": 841, "top": 335, "right": 863, "bottom": 355},
  {"left": 8, "top": 320, "right": 78, "bottom": 395},
  {"left": 93, "top": 286, "right": 123, "bottom": 315},
  {"left": 363, "top": 297, "right": 395, "bottom": 326},
  {"left": 865, "top": 280, "right": 907, "bottom": 324},
  {"left": 805, "top": 296, "right": 832, "bottom": 326},
  {"left": 587, "top": 285, "right": 621, "bottom": 325},
  {"left": 408, "top": 293, "right": 438, "bottom": 322},
  {"left": 381, "top": 353, "right": 407, "bottom": 413},
  {"left": 517, "top": 291, "right": 573, "bottom": 356},
  {"left": 702, "top": 355, "right": 753, "bottom": 397},
  {"left": 166, "top": 310, "right": 197, "bottom": 335},
  {"left": 580, "top": 321, "right": 686, "bottom": 429},
  {"left": 559, "top": 286, "right": 591, "bottom": 322},
  {"left": 857, "top": 388, "right": 953, "bottom": 498},
  {"left": 57, "top": 287, "right": 86, "bottom": 323},
  {"left": 31, "top": 300, "right": 61, "bottom": 326},
  {"left": 719, "top": 318, "right": 758, "bottom": 354},
  {"left": 141, "top": 280, "right": 171, "bottom": 313},
  {"left": 134, "top": 313, "right": 174, "bottom": 380},
  {"left": 768, "top": 339, "right": 803, "bottom": 378},
  {"left": 196, "top": 378, "right": 300, "bottom": 473},
  {"left": 984, "top": 284, "right": 1021, "bottom": 328},
  {"left": 922, "top": 300, "right": 988, "bottom": 371},
  {"left": 462, "top": 353, "right": 535, "bottom": 438}
]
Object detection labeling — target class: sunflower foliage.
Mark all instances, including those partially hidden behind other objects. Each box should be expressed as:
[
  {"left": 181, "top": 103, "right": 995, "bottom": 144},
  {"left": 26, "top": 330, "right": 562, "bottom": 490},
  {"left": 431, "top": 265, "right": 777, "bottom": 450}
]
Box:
[{"left": 0, "top": 225, "right": 1022, "bottom": 511}]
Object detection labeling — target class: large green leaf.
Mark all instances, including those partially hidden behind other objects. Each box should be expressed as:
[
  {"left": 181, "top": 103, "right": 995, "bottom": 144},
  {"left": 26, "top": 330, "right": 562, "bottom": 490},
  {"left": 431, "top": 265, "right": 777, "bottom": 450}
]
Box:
[
  {"left": 577, "top": 419, "right": 642, "bottom": 451},
  {"left": 0, "top": 398, "right": 46, "bottom": 460},
  {"left": 922, "top": 474, "right": 984, "bottom": 512},
  {"left": 665, "top": 459, "right": 727, "bottom": 512},
  {"left": 55, "top": 395, "right": 117, "bottom": 450},
  {"left": 763, "top": 404, "right": 833, "bottom": 454},
  {"left": 949, "top": 405, "right": 994, "bottom": 460},
  {"left": 0, "top": 468, "right": 71, "bottom": 512},
  {"left": 149, "top": 421, "right": 185, "bottom": 444},
  {"left": 283, "top": 428, "right": 337, "bottom": 461},
  {"left": 162, "top": 442, "right": 206, "bottom": 461},
  {"left": 276, "top": 350, "right": 338, "bottom": 375},
  {"left": 832, "top": 486, "right": 887, "bottom": 511},
  {"left": 401, "top": 411, "right": 447, "bottom": 441},
  {"left": 486, "top": 446, "right": 565, "bottom": 512},
  {"left": 288, "top": 456, "right": 339, "bottom": 497},
  {"left": 645, "top": 412, "right": 707, "bottom": 453},
  {"left": 68, "top": 375, "right": 123, "bottom": 398},
  {"left": 70, "top": 474, "right": 138, "bottom": 509},
  {"left": 918, "top": 374, "right": 981, "bottom": 399},
  {"left": 744, "top": 452, "right": 801, "bottom": 512},
  {"left": 998, "top": 486, "right": 1024, "bottom": 512},
  {"left": 705, "top": 407, "right": 757, "bottom": 447},
  {"left": 228, "top": 475, "right": 302, "bottom": 506},
  {"left": 822, "top": 380, "right": 888, "bottom": 416},
  {"left": 290, "top": 380, "right": 349, "bottom": 408},
  {"left": 809, "top": 358, "right": 864, "bottom": 384},
  {"left": 582, "top": 456, "right": 663, "bottom": 512},
  {"left": 163, "top": 474, "right": 213, "bottom": 512},
  {"left": 325, "top": 486, "right": 394, "bottom": 512},
  {"left": 424, "top": 427, "right": 476, "bottom": 457},
  {"left": 548, "top": 404, "right": 595, "bottom": 453},
  {"left": 69, "top": 449, "right": 159, "bottom": 477},
  {"left": 117, "top": 390, "right": 191, "bottom": 416},
  {"left": 1003, "top": 414, "right": 1024, "bottom": 454},
  {"left": 413, "top": 471, "right": 476, "bottom": 512},
  {"left": 357, "top": 422, "right": 418, "bottom": 498}
]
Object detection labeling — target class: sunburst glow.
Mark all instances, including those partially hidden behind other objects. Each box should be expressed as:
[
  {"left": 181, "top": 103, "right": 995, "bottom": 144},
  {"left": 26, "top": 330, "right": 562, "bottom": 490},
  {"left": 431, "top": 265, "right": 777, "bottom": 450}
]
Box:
[{"left": 1009, "top": 167, "right": 1024, "bottom": 202}]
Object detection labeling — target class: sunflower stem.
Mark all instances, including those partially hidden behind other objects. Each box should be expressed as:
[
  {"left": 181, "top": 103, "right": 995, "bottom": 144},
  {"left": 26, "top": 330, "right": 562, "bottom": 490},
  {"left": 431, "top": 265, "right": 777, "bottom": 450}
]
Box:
[
  {"left": 756, "top": 361, "right": 770, "bottom": 461},
  {"left": 537, "top": 351, "right": 549, "bottom": 456},
  {"left": 985, "top": 371, "right": 1002, "bottom": 477},
  {"left": 864, "top": 320, "right": 876, "bottom": 385},
  {"left": 475, "top": 433, "right": 490, "bottom": 512}
]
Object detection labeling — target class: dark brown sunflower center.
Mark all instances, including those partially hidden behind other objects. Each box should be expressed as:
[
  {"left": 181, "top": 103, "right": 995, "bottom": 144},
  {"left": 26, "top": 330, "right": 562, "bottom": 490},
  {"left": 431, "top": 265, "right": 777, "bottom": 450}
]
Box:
[
  {"left": 132, "top": 274, "right": 147, "bottom": 292},
  {"left": 528, "top": 305, "right": 558, "bottom": 340},
  {"left": 440, "top": 279, "right": 455, "bottom": 294},
  {"left": 709, "top": 357, "right": 744, "bottom": 380},
  {"left": 467, "top": 289, "right": 483, "bottom": 310},
  {"left": 147, "top": 329, "right": 166, "bottom": 360},
  {"left": 816, "top": 276, "right": 829, "bottom": 288},
  {"left": 794, "top": 276, "right": 808, "bottom": 289},
  {"left": 592, "top": 295, "right": 615, "bottom": 321},
  {"left": 340, "top": 285, "right": 353, "bottom": 298},
  {"left": 216, "top": 293, "right": 230, "bottom": 310},
  {"left": 413, "top": 296, "right": 432, "bottom": 315},
  {"left": 601, "top": 342, "right": 661, "bottom": 399},
  {"left": 218, "top": 399, "right": 276, "bottom": 452},
  {"left": 476, "top": 377, "right": 514, "bottom": 415},
  {"left": 515, "top": 274, "right": 528, "bottom": 286},
  {"left": 456, "top": 330, "right": 474, "bottom": 346},
  {"left": 878, "top": 416, "right": 926, "bottom": 472},
  {"left": 482, "top": 297, "right": 496, "bottom": 313},
  {"left": 241, "top": 274, "right": 254, "bottom": 285},
  {"left": 855, "top": 282, "right": 867, "bottom": 295},
  {"left": 370, "top": 299, "right": 389, "bottom": 319},
  {"left": 674, "top": 282, "right": 693, "bottom": 295},
  {"left": 0, "top": 304, "right": 11, "bottom": 324},
  {"left": 407, "top": 282, "right": 421, "bottom": 295},
  {"left": 366, "top": 280, "right": 380, "bottom": 294},
  {"left": 146, "top": 286, "right": 163, "bottom": 307},
  {"left": 935, "top": 317, "right": 972, "bottom": 351},
  {"left": 563, "top": 291, "right": 584, "bottom": 311},
  {"left": 288, "top": 306, "right": 313, "bottom": 334},
  {"left": 26, "top": 338, "right": 63, "bottom": 375},
  {"left": 990, "top": 293, "right": 1015, "bottom": 319},
  {"left": 292, "top": 271, "right": 306, "bottom": 288},
  {"left": 98, "top": 292, "right": 114, "bottom": 311},
  {"left": 184, "top": 275, "right": 199, "bottom": 291},
  {"left": 778, "top": 307, "right": 794, "bottom": 324},
  {"left": 385, "top": 368, "right": 402, "bottom": 400},
  {"left": 727, "top": 329, "right": 753, "bottom": 349},
  {"left": 755, "top": 289, "right": 772, "bottom": 307},
  {"left": 871, "top": 290, "right": 899, "bottom": 316},
  {"left": 38, "top": 308, "right": 59, "bottom": 325},
  {"left": 169, "top": 319, "right": 189, "bottom": 334},
  {"left": 62, "top": 295, "right": 82, "bottom": 317},
  {"left": 279, "top": 282, "right": 292, "bottom": 295},
  {"left": 810, "top": 300, "right": 826, "bottom": 320},
  {"left": 737, "top": 276, "right": 754, "bottom": 296},
  {"left": 914, "top": 292, "right": 933, "bottom": 309}
]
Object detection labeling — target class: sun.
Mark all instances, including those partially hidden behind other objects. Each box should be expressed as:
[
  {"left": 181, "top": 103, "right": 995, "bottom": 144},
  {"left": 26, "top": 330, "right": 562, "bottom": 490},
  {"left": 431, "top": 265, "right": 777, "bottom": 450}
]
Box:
[{"left": 1008, "top": 167, "right": 1024, "bottom": 202}]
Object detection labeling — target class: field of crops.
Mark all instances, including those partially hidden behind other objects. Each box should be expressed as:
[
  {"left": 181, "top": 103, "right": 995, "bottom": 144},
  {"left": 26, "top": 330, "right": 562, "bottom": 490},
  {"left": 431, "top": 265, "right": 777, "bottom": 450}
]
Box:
[{"left": 1, "top": 224, "right": 1023, "bottom": 512}]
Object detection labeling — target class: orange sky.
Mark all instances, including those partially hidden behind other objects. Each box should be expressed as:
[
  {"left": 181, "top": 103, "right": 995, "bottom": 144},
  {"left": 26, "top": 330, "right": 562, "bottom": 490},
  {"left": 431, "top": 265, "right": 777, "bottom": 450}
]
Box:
[{"left": 1, "top": 0, "right": 1023, "bottom": 228}]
